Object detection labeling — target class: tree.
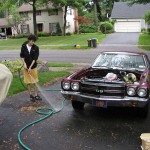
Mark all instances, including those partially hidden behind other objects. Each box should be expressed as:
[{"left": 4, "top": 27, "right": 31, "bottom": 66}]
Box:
[
  {"left": 145, "top": 10, "right": 150, "bottom": 24},
  {"left": 56, "top": 22, "right": 62, "bottom": 35},
  {"left": 74, "top": 16, "right": 92, "bottom": 24},
  {"left": 7, "top": 5, "right": 30, "bottom": 35},
  {"left": 50, "top": 0, "right": 89, "bottom": 36}
]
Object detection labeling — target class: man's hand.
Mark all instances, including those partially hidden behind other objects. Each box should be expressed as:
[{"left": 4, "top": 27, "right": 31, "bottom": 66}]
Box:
[{"left": 28, "top": 68, "right": 31, "bottom": 74}]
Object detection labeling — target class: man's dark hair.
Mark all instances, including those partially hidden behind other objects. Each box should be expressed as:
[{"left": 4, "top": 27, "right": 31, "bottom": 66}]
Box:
[{"left": 28, "top": 34, "right": 37, "bottom": 42}]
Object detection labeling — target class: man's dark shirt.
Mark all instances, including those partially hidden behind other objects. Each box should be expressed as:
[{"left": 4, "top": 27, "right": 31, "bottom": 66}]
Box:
[{"left": 20, "top": 41, "right": 39, "bottom": 69}]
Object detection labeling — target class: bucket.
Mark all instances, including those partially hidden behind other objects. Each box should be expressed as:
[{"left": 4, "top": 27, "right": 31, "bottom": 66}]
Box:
[{"left": 140, "top": 133, "right": 150, "bottom": 150}]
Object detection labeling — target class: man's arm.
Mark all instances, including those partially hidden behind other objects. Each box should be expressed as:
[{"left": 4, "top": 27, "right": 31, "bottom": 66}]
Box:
[{"left": 21, "top": 58, "right": 27, "bottom": 70}]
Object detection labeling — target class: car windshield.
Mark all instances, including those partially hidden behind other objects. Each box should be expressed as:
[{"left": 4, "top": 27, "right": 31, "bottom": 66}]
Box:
[{"left": 92, "top": 53, "right": 146, "bottom": 70}]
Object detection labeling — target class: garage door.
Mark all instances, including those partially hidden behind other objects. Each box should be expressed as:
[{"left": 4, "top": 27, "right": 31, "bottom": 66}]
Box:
[{"left": 115, "top": 21, "right": 141, "bottom": 32}]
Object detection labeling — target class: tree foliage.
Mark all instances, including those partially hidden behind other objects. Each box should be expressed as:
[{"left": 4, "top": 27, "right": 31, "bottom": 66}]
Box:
[
  {"left": 74, "top": 16, "right": 92, "bottom": 24},
  {"left": 145, "top": 10, "right": 150, "bottom": 24}
]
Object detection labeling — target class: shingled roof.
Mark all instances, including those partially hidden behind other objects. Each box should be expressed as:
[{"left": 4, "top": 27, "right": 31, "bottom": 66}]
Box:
[
  {"left": 111, "top": 2, "right": 150, "bottom": 19},
  {"left": 18, "top": 2, "right": 54, "bottom": 12}
]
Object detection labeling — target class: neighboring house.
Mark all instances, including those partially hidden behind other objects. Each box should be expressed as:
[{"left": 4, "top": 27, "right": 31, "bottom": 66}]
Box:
[
  {"left": 16, "top": 3, "right": 78, "bottom": 35},
  {"left": 111, "top": 2, "right": 150, "bottom": 32},
  {"left": 0, "top": 3, "right": 79, "bottom": 36},
  {"left": 0, "top": 18, "right": 12, "bottom": 36}
]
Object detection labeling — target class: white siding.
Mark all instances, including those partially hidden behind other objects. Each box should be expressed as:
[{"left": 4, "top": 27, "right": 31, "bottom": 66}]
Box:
[{"left": 21, "top": 8, "right": 75, "bottom": 34}]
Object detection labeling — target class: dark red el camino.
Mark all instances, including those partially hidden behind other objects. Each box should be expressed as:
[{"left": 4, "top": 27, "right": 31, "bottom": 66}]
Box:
[{"left": 61, "top": 51, "right": 150, "bottom": 117}]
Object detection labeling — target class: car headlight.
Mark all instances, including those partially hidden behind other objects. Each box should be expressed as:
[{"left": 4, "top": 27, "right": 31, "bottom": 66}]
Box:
[
  {"left": 137, "top": 88, "right": 147, "bottom": 97},
  {"left": 62, "top": 82, "right": 70, "bottom": 90},
  {"left": 71, "top": 82, "right": 79, "bottom": 91},
  {"left": 127, "top": 87, "right": 136, "bottom": 96}
]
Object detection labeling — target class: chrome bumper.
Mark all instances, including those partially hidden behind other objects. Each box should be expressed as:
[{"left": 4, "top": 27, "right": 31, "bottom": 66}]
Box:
[{"left": 61, "top": 90, "right": 149, "bottom": 107}]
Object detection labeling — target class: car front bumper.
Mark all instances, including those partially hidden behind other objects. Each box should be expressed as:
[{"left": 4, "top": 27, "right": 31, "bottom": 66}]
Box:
[{"left": 61, "top": 90, "right": 149, "bottom": 108}]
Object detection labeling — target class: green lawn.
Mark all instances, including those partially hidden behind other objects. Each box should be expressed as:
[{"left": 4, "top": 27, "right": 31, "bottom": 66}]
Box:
[
  {"left": 139, "top": 33, "right": 150, "bottom": 50},
  {"left": 0, "top": 33, "right": 107, "bottom": 50}
]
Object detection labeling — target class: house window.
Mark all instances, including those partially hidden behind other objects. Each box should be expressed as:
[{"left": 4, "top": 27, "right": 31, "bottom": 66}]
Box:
[
  {"left": 36, "top": 10, "right": 41, "bottom": 16},
  {"left": 49, "top": 23, "right": 57, "bottom": 33},
  {"left": 22, "top": 24, "right": 29, "bottom": 33},
  {"left": 37, "top": 23, "right": 43, "bottom": 32},
  {"left": 67, "top": 8, "right": 72, "bottom": 15},
  {"left": 48, "top": 9, "right": 58, "bottom": 16}
]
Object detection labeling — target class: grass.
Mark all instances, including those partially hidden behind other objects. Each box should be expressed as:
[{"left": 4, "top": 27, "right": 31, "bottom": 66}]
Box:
[
  {"left": 0, "top": 33, "right": 107, "bottom": 50},
  {"left": 47, "top": 62, "right": 73, "bottom": 67},
  {"left": 8, "top": 70, "right": 69, "bottom": 96},
  {"left": 139, "top": 33, "right": 150, "bottom": 50}
]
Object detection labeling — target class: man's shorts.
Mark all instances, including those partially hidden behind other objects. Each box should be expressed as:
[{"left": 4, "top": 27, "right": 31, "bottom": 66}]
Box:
[{"left": 23, "top": 68, "right": 39, "bottom": 84}]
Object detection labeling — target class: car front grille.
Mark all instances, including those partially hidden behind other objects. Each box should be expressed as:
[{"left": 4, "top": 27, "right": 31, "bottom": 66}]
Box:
[{"left": 80, "top": 80, "right": 125, "bottom": 98}]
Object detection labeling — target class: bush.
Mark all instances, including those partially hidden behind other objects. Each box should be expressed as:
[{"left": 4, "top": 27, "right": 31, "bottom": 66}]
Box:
[
  {"left": 14, "top": 34, "right": 24, "bottom": 38},
  {"left": 66, "top": 32, "right": 71, "bottom": 36},
  {"left": 79, "top": 23, "right": 97, "bottom": 33},
  {"left": 13, "top": 33, "right": 31, "bottom": 39},
  {"left": 147, "top": 28, "right": 150, "bottom": 34},
  {"left": 99, "top": 22, "right": 114, "bottom": 34},
  {"left": 56, "top": 23, "right": 62, "bottom": 35},
  {"left": 37, "top": 32, "right": 49, "bottom": 37},
  {"left": 1, "top": 59, "right": 22, "bottom": 75},
  {"left": 141, "top": 28, "right": 146, "bottom": 33}
]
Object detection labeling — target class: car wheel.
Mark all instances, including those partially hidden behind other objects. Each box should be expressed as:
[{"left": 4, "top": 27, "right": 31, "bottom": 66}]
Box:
[
  {"left": 138, "top": 104, "right": 149, "bottom": 118},
  {"left": 72, "top": 101, "right": 85, "bottom": 110}
]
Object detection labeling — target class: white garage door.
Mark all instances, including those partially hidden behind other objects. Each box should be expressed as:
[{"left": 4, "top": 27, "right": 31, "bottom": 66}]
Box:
[{"left": 115, "top": 21, "right": 141, "bottom": 32}]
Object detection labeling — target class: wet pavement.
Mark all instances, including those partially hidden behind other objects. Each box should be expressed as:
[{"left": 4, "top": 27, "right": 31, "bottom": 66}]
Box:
[{"left": 1, "top": 80, "right": 150, "bottom": 150}]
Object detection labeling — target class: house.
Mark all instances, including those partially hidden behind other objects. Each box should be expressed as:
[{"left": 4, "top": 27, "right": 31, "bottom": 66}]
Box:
[
  {"left": 17, "top": 3, "right": 78, "bottom": 35},
  {"left": 0, "top": 18, "right": 12, "bottom": 36},
  {"left": 111, "top": 2, "right": 150, "bottom": 32},
  {"left": 0, "top": 3, "right": 79, "bottom": 36}
]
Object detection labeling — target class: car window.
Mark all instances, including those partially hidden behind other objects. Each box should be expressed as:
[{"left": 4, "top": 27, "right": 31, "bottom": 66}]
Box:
[{"left": 92, "top": 53, "right": 146, "bottom": 69}]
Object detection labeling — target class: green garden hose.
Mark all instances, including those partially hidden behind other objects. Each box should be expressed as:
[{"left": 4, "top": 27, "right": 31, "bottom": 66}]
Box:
[{"left": 17, "top": 66, "right": 65, "bottom": 150}]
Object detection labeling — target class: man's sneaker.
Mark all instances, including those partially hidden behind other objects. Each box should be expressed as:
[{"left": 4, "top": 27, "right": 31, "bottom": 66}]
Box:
[
  {"left": 34, "top": 95, "right": 42, "bottom": 101},
  {"left": 30, "top": 95, "right": 35, "bottom": 102}
]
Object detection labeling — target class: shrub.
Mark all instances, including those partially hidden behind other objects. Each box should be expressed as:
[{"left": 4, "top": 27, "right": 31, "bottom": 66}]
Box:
[
  {"left": 56, "top": 23, "right": 62, "bottom": 35},
  {"left": 1, "top": 59, "right": 22, "bottom": 75},
  {"left": 37, "top": 32, "right": 49, "bottom": 37},
  {"left": 99, "top": 22, "right": 114, "bottom": 34},
  {"left": 14, "top": 34, "right": 24, "bottom": 38},
  {"left": 66, "top": 32, "right": 71, "bottom": 36},
  {"left": 79, "top": 23, "right": 97, "bottom": 33},
  {"left": 147, "top": 28, "right": 150, "bottom": 34},
  {"left": 141, "top": 28, "right": 146, "bottom": 33}
]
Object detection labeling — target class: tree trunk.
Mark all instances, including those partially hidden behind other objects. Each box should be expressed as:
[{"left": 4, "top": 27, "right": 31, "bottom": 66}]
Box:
[
  {"left": 32, "top": 0, "right": 37, "bottom": 36},
  {"left": 63, "top": 5, "right": 68, "bottom": 36},
  {"left": 94, "top": 3, "right": 98, "bottom": 30}
]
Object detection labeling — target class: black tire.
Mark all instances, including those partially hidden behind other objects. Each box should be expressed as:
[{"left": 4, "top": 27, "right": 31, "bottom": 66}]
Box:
[
  {"left": 72, "top": 101, "right": 85, "bottom": 110},
  {"left": 138, "top": 104, "right": 149, "bottom": 118}
]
